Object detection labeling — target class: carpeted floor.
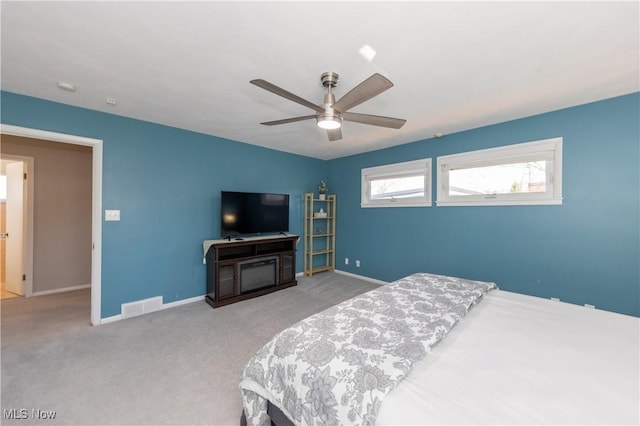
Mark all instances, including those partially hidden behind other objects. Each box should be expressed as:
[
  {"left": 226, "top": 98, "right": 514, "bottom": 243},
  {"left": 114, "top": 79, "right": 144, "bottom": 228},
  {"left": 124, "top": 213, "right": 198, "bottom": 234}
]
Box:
[{"left": 0, "top": 272, "right": 380, "bottom": 425}]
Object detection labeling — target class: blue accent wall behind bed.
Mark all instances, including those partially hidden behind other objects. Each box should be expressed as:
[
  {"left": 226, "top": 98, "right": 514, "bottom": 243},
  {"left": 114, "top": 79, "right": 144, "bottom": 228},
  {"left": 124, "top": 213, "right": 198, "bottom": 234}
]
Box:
[{"left": 329, "top": 93, "right": 639, "bottom": 317}]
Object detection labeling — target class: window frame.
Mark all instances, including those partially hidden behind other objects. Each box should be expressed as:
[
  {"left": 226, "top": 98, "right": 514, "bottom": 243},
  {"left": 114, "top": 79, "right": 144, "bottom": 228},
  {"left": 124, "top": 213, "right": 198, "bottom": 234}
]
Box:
[
  {"left": 436, "top": 137, "right": 563, "bottom": 207},
  {"left": 361, "top": 158, "right": 432, "bottom": 208}
]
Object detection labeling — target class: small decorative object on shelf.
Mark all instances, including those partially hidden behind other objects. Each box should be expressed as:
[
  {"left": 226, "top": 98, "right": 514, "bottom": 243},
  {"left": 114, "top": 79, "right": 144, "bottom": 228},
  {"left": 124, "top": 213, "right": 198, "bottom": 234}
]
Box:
[
  {"left": 318, "top": 180, "right": 328, "bottom": 200},
  {"left": 314, "top": 208, "right": 327, "bottom": 218},
  {"left": 304, "top": 193, "right": 336, "bottom": 276}
]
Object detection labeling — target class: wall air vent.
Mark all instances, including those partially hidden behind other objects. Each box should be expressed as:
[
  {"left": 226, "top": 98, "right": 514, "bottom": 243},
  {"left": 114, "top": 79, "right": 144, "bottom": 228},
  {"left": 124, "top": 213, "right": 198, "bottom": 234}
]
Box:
[{"left": 121, "top": 296, "right": 163, "bottom": 319}]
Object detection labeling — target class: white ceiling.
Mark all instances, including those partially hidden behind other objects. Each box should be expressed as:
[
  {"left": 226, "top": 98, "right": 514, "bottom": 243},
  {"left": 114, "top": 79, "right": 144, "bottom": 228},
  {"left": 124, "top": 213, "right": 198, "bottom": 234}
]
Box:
[{"left": 1, "top": 1, "right": 638, "bottom": 160}]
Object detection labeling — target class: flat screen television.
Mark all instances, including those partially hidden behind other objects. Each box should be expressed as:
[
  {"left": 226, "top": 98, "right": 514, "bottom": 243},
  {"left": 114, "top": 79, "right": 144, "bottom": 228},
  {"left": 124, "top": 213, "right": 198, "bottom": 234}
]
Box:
[{"left": 220, "top": 191, "right": 290, "bottom": 238}]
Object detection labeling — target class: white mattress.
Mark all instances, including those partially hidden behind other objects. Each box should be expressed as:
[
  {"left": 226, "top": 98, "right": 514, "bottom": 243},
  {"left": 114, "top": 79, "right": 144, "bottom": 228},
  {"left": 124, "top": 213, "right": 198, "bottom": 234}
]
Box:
[{"left": 376, "top": 289, "right": 640, "bottom": 425}]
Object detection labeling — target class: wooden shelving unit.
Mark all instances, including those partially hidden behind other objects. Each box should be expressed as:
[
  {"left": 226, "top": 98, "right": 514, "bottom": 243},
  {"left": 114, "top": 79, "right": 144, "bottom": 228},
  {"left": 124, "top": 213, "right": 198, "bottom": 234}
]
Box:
[{"left": 303, "top": 193, "right": 336, "bottom": 276}]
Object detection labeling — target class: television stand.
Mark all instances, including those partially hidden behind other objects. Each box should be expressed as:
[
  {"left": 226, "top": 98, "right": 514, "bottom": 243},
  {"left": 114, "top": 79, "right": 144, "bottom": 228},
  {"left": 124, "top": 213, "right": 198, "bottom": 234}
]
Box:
[{"left": 203, "top": 235, "right": 298, "bottom": 308}]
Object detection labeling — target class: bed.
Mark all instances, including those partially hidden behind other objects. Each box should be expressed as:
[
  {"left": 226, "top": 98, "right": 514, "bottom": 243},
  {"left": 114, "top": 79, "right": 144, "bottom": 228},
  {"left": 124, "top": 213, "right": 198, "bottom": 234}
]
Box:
[{"left": 239, "top": 273, "right": 640, "bottom": 425}]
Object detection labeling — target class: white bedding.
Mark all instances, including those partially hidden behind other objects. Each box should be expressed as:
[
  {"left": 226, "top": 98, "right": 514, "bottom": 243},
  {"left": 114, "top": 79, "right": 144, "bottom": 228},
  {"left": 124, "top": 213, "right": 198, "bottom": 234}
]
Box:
[
  {"left": 240, "top": 273, "right": 496, "bottom": 425},
  {"left": 377, "top": 289, "right": 640, "bottom": 425}
]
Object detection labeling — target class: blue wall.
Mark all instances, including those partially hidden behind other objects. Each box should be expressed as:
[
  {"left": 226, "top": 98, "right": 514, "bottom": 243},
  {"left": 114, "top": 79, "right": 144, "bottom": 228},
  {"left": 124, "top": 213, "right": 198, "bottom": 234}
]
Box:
[
  {"left": 1, "top": 92, "right": 327, "bottom": 318},
  {"left": 3, "top": 91, "right": 638, "bottom": 317},
  {"left": 329, "top": 93, "right": 639, "bottom": 317}
]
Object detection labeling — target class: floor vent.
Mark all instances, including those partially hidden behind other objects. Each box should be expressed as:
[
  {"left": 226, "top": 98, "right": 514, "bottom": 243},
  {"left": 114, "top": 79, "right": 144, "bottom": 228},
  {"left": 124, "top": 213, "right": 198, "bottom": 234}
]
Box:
[{"left": 121, "top": 296, "right": 163, "bottom": 319}]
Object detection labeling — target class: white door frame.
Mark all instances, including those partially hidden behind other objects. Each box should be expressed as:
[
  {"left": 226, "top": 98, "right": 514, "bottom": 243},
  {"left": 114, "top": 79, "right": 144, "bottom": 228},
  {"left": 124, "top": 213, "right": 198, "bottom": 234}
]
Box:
[
  {"left": 1, "top": 154, "right": 34, "bottom": 296},
  {"left": 1, "top": 124, "right": 103, "bottom": 325}
]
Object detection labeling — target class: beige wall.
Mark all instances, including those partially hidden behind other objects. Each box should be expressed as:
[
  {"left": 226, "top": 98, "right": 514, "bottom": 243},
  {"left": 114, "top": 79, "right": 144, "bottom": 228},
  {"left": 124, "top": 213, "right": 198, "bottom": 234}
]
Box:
[{"left": 0, "top": 135, "right": 92, "bottom": 293}]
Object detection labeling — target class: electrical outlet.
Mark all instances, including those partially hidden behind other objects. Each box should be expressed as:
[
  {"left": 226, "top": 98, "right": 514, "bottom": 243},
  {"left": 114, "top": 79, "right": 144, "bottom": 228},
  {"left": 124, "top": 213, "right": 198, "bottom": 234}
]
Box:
[
  {"left": 345, "top": 258, "right": 349, "bottom": 265},
  {"left": 355, "top": 260, "right": 360, "bottom": 267}
]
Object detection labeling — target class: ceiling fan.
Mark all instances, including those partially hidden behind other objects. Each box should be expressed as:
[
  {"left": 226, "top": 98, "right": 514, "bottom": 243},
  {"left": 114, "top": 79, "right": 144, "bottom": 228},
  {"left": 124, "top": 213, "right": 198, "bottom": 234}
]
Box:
[{"left": 250, "top": 72, "right": 406, "bottom": 141}]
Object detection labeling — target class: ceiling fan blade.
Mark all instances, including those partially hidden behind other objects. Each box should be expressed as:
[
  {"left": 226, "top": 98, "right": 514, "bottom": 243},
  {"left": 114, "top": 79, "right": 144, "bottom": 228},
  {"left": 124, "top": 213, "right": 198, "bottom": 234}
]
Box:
[
  {"left": 250, "top": 79, "right": 325, "bottom": 113},
  {"left": 327, "top": 128, "right": 342, "bottom": 141},
  {"left": 260, "top": 115, "right": 316, "bottom": 126},
  {"left": 343, "top": 112, "right": 407, "bottom": 129},
  {"left": 332, "top": 73, "right": 394, "bottom": 113}
]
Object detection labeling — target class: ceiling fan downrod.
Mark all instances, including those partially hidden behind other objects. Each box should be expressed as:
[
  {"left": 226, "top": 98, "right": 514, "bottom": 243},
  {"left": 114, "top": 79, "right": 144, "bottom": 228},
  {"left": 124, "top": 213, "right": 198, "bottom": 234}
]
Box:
[{"left": 317, "top": 71, "right": 342, "bottom": 129}]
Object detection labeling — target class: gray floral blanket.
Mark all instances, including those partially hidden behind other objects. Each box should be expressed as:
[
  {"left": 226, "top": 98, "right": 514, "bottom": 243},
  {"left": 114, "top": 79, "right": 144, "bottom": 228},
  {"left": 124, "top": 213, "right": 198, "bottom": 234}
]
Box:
[{"left": 239, "top": 273, "right": 497, "bottom": 426}]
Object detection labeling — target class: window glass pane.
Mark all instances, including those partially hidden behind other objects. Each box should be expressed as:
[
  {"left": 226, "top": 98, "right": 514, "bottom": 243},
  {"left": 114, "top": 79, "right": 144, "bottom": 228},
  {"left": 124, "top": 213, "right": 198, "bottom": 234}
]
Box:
[
  {"left": 362, "top": 158, "right": 431, "bottom": 208},
  {"left": 371, "top": 175, "right": 424, "bottom": 200},
  {"left": 449, "top": 161, "right": 546, "bottom": 196}
]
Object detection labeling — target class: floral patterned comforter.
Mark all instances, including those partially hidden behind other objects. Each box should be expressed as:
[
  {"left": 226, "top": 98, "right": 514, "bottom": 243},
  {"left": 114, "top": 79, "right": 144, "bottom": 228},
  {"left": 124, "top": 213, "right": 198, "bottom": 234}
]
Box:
[{"left": 239, "top": 273, "right": 497, "bottom": 426}]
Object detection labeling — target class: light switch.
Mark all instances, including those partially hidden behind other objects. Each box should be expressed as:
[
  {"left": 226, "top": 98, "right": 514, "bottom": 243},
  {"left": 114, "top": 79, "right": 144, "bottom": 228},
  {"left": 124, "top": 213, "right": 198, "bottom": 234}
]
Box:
[{"left": 105, "top": 210, "right": 121, "bottom": 221}]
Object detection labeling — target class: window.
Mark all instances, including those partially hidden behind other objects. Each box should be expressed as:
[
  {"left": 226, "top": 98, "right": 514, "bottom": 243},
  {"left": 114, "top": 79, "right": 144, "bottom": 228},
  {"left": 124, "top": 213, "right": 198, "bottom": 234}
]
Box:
[
  {"left": 437, "top": 138, "right": 562, "bottom": 206},
  {"left": 361, "top": 158, "right": 432, "bottom": 207}
]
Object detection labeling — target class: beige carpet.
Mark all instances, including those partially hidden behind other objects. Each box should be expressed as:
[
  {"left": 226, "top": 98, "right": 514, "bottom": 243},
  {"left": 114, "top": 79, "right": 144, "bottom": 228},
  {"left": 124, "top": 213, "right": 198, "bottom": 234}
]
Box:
[{"left": 0, "top": 272, "right": 380, "bottom": 425}]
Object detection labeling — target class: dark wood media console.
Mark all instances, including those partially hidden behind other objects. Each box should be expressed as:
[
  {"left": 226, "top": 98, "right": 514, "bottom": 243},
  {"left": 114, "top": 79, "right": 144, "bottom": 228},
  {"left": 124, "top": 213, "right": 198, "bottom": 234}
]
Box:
[{"left": 205, "top": 235, "right": 298, "bottom": 308}]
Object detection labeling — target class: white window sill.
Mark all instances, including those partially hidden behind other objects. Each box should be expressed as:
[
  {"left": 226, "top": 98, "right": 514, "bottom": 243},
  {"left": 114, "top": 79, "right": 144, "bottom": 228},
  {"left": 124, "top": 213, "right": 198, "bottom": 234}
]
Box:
[
  {"left": 436, "top": 198, "right": 563, "bottom": 207},
  {"left": 361, "top": 201, "right": 432, "bottom": 208}
]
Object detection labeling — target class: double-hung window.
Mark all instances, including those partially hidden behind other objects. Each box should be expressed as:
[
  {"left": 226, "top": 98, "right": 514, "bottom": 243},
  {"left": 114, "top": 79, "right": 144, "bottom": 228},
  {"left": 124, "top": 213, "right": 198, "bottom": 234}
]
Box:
[
  {"left": 361, "top": 158, "right": 432, "bottom": 207},
  {"left": 437, "top": 137, "right": 563, "bottom": 206}
]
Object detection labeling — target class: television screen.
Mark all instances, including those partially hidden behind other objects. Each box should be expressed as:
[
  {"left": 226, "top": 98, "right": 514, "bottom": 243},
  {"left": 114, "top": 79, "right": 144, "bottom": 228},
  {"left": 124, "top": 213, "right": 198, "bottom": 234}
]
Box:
[{"left": 221, "top": 191, "right": 289, "bottom": 237}]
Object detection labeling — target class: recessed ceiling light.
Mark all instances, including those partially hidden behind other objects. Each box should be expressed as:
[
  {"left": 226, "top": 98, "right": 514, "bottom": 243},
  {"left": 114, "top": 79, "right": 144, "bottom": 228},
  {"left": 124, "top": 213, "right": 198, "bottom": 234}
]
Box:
[
  {"left": 358, "top": 45, "right": 376, "bottom": 62},
  {"left": 105, "top": 98, "right": 117, "bottom": 105},
  {"left": 434, "top": 132, "right": 445, "bottom": 138},
  {"left": 56, "top": 81, "right": 76, "bottom": 92}
]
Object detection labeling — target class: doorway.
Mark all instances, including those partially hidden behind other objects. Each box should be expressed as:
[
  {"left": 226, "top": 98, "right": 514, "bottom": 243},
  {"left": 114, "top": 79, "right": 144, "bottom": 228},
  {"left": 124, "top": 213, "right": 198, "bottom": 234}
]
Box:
[
  {"left": 0, "top": 155, "right": 34, "bottom": 300},
  {"left": 0, "top": 124, "right": 103, "bottom": 325}
]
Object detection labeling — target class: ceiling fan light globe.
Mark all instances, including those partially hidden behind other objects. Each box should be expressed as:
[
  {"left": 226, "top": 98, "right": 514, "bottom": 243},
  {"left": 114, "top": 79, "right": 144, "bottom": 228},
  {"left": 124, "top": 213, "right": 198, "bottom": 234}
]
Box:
[
  {"left": 317, "top": 111, "right": 342, "bottom": 129},
  {"left": 317, "top": 118, "right": 341, "bottom": 130}
]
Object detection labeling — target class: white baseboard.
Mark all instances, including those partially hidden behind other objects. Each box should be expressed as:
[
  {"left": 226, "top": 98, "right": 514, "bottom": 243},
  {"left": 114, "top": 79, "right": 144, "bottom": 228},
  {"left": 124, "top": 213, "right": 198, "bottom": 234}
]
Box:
[
  {"left": 163, "top": 295, "right": 205, "bottom": 309},
  {"left": 100, "top": 314, "right": 122, "bottom": 324},
  {"left": 334, "top": 269, "right": 389, "bottom": 285},
  {"left": 100, "top": 294, "right": 205, "bottom": 325},
  {"left": 31, "top": 284, "right": 91, "bottom": 297}
]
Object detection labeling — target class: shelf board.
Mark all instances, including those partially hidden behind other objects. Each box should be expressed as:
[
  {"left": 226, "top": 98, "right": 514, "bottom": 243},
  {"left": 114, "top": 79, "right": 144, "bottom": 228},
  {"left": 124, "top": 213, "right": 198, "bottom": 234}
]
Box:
[
  {"left": 312, "top": 233, "right": 332, "bottom": 237},
  {"left": 309, "top": 249, "right": 333, "bottom": 255},
  {"left": 307, "top": 265, "right": 334, "bottom": 274}
]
